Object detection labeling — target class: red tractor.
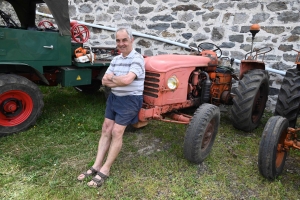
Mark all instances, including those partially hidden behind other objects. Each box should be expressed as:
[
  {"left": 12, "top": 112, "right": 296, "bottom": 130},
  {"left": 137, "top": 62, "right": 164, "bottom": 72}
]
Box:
[
  {"left": 126, "top": 24, "right": 272, "bottom": 163},
  {"left": 258, "top": 49, "right": 300, "bottom": 180}
]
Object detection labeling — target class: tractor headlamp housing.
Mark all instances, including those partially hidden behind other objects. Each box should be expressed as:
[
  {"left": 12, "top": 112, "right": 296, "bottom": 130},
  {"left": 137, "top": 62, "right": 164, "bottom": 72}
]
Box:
[{"left": 167, "top": 76, "right": 179, "bottom": 90}]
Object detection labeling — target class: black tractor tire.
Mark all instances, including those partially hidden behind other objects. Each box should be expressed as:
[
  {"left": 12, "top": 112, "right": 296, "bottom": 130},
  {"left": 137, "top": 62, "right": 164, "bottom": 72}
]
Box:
[
  {"left": 124, "top": 124, "right": 137, "bottom": 133},
  {"left": 104, "top": 86, "right": 111, "bottom": 99},
  {"left": 274, "top": 68, "right": 300, "bottom": 128},
  {"left": 0, "top": 74, "right": 44, "bottom": 136},
  {"left": 258, "top": 116, "right": 288, "bottom": 180},
  {"left": 230, "top": 69, "right": 269, "bottom": 132},
  {"left": 184, "top": 103, "right": 220, "bottom": 164},
  {"left": 74, "top": 79, "right": 102, "bottom": 94}
]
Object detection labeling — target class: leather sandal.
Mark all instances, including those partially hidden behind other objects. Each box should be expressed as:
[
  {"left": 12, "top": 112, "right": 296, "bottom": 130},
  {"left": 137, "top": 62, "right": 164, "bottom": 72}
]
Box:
[
  {"left": 87, "top": 171, "right": 109, "bottom": 187},
  {"left": 77, "top": 167, "right": 98, "bottom": 181}
]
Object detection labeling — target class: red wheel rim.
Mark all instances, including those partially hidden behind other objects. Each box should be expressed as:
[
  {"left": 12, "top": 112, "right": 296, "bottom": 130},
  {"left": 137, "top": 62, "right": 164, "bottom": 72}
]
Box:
[
  {"left": 276, "top": 129, "right": 288, "bottom": 168},
  {"left": 38, "top": 20, "right": 54, "bottom": 29},
  {"left": 276, "top": 145, "right": 285, "bottom": 168},
  {"left": 71, "top": 24, "right": 90, "bottom": 43},
  {"left": 0, "top": 90, "right": 33, "bottom": 126},
  {"left": 201, "top": 119, "right": 215, "bottom": 150}
]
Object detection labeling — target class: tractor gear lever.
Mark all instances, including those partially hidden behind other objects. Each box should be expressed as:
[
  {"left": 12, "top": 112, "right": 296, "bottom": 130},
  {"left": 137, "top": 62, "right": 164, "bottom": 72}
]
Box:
[{"left": 250, "top": 24, "right": 260, "bottom": 55}]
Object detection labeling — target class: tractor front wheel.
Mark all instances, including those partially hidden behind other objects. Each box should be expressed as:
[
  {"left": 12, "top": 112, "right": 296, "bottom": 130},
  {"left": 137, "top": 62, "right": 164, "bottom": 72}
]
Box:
[
  {"left": 184, "top": 103, "right": 220, "bottom": 164},
  {"left": 0, "top": 74, "right": 44, "bottom": 136},
  {"left": 231, "top": 69, "right": 269, "bottom": 132},
  {"left": 258, "top": 116, "right": 288, "bottom": 180}
]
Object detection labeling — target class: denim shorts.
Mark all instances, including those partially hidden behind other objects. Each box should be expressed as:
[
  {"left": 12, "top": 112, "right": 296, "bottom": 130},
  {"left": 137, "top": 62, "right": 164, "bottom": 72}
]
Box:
[{"left": 105, "top": 93, "right": 143, "bottom": 126}]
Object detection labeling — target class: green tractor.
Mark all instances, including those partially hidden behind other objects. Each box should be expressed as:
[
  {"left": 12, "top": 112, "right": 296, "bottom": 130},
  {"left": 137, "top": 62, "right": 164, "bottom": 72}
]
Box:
[{"left": 0, "top": 0, "right": 114, "bottom": 135}]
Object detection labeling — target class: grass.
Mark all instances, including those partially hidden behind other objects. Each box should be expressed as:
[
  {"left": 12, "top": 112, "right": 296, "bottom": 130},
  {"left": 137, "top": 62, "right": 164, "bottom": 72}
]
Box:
[{"left": 1, "top": 86, "right": 300, "bottom": 199}]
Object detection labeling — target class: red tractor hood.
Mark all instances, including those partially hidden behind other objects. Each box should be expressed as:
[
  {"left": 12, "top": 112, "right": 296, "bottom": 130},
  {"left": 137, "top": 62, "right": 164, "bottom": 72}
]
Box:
[{"left": 145, "top": 54, "right": 212, "bottom": 72}]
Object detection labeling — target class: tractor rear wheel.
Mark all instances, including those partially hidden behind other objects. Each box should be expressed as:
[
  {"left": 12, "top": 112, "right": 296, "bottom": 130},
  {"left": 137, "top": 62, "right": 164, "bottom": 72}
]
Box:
[
  {"left": 184, "top": 103, "right": 220, "bottom": 164},
  {"left": 258, "top": 116, "right": 288, "bottom": 180},
  {"left": 231, "top": 69, "right": 269, "bottom": 132},
  {"left": 274, "top": 68, "right": 300, "bottom": 128},
  {"left": 0, "top": 74, "right": 44, "bottom": 136}
]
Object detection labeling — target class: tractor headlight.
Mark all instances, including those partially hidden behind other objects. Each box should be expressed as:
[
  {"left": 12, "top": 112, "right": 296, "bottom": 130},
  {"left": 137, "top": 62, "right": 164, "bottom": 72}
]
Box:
[{"left": 167, "top": 76, "right": 179, "bottom": 90}]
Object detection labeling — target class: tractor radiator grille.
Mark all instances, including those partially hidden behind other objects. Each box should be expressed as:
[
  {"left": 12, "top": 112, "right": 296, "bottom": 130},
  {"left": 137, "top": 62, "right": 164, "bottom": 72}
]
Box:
[{"left": 143, "top": 72, "right": 160, "bottom": 98}]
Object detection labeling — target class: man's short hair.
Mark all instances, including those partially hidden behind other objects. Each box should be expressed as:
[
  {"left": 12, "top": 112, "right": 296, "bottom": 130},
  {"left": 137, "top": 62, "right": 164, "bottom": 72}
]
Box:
[{"left": 116, "top": 27, "right": 133, "bottom": 39}]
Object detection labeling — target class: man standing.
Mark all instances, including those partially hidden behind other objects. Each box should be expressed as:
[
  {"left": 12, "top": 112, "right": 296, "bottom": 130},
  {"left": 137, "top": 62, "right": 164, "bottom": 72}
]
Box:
[{"left": 77, "top": 27, "right": 145, "bottom": 187}]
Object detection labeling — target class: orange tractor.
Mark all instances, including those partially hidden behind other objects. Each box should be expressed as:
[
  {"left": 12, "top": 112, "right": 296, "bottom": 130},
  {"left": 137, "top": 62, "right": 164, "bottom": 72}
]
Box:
[
  {"left": 125, "top": 24, "right": 272, "bottom": 163},
  {"left": 258, "top": 49, "right": 300, "bottom": 180}
]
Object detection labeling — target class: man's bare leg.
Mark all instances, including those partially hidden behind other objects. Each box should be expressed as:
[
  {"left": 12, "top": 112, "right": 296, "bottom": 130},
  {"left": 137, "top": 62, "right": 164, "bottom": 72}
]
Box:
[
  {"left": 87, "top": 123, "right": 126, "bottom": 186},
  {"left": 77, "top": 118, "right": 115, "bottom": 180}
]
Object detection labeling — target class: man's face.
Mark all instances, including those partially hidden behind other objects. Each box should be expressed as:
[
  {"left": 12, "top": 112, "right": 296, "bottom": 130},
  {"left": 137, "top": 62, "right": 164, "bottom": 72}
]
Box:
[{"left": 116, "top": 29, "right": 133, "bottom": 56}]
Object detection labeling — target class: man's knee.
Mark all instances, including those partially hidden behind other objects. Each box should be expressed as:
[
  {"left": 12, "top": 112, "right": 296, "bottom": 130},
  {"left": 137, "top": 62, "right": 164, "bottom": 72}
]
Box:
[
  {"left": 102, "top": 118, "right": 114, "bottom": 133},
  {"left": 111, "top": 125, "right": 126, "bottom": 139}
]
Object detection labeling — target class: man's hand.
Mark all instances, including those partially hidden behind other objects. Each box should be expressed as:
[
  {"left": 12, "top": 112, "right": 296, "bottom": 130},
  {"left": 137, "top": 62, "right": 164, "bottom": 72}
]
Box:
[{"left": 102, "top": 73, "right": 116, "bottom": 87}]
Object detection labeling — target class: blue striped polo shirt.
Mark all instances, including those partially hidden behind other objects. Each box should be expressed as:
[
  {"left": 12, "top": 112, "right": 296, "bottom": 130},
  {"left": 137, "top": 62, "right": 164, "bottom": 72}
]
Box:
[{"left": 105, "top": 49, "right": 145, "bottom": 96}]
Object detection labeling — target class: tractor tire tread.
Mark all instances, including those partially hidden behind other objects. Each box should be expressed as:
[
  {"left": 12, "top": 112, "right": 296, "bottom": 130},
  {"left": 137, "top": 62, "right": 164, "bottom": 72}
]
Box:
[
  {"left": 230, "top": 69, "right": 269, "bottom": 132},
  {"left": 258, "top": 116, "right": 288, "bottom": 180},
  {"left": 0, "top": 74, "right": 44, "bottom": 136},
  {"left": 184, "top": 103, "right": 220, "bottom": 164},
  {"left": 274, "top": 68, "right": 300, "bottom": 128}
]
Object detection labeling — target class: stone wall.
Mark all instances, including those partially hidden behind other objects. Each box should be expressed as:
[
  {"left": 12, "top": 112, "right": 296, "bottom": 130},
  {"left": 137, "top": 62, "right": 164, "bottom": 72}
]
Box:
[
  {"left": 2, "top": 0, "right": 300, "bottom": 111},
  {"left": 64, "top": 0, "right": 300, "bottom": 111}
]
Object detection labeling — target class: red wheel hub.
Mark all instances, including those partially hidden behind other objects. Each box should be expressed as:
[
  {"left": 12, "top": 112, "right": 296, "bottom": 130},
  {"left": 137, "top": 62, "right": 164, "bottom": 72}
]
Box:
[
  {"left": 3, "top": 100, "right": 18, "bottom": 112},
  {"left": 0, "top": 90, "right": 33, "bottom": 126}
]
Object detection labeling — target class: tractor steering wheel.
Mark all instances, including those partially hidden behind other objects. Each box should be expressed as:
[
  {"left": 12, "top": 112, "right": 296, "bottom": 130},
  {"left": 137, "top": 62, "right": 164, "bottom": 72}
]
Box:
[
  {"left": 0, "top": 10, "right": 19, "bottom": 28},
  {"left": 198, "top": 42, "right": 222, "bottom": 58},
  {"left": 189, "top": 45, "right": 200, "bottom": 54}
]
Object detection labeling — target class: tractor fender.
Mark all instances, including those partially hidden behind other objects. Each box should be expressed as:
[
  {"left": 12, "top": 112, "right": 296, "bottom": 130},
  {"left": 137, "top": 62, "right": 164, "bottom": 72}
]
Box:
[
  {"left": 239, "top": 60, "right": 265, "bottom": 79},
  {"left": 32, "top": 67, "right": 49, "bottom": 85},
  {"left": 0, "top": 63, "right": 49, "bottom": 85}
]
